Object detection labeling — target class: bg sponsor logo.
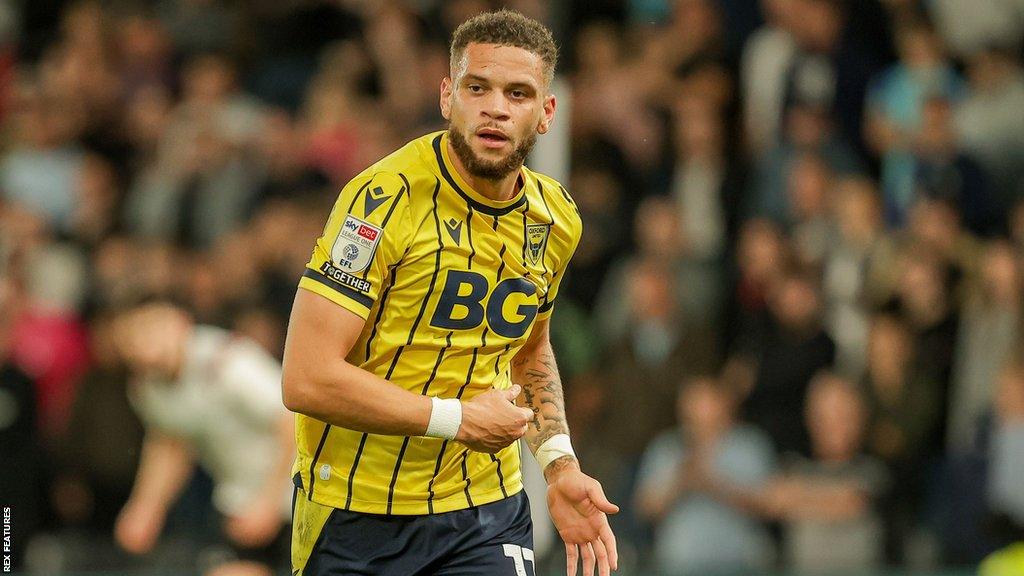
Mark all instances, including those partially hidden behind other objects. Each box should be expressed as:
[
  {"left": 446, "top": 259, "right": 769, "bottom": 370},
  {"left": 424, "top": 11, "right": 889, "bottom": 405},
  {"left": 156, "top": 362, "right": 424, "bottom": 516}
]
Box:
[{"left": 429, "top": 270, "right": 538, "bottom": 338}]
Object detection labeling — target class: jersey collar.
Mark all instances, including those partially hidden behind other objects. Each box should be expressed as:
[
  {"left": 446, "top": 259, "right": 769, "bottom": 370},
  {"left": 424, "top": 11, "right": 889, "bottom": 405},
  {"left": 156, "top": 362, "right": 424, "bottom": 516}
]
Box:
[{"left": 432, "top": 132, "right": 529, "bottom": 217}]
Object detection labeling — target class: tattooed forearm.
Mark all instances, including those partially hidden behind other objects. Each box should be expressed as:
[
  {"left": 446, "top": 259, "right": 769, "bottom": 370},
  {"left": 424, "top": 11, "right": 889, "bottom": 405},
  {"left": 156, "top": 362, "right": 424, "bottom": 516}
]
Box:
[{"left": 512, "top": 342, "right": 570, "bottom": 455}]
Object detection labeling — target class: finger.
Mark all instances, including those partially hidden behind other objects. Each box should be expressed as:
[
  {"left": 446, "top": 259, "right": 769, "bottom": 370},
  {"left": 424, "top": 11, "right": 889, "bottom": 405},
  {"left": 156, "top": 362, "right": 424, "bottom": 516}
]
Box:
[
  {"left": 586, "top": 483, "right": 620, "bottom": 514},
  {"left": 600, "top": 525, "right": 619, "bottom": 571},
  {"left": 582, "top": 541, "right": 596, "bottom": 576},
  {"left": 565, "top": 542, "right": 578, "bottom": 576},
  {"left": 506, "top": 384, "right": 522, "bottom": 401},
  {"left": 592, "top": 537, "right": 610, "bottom": 576}
]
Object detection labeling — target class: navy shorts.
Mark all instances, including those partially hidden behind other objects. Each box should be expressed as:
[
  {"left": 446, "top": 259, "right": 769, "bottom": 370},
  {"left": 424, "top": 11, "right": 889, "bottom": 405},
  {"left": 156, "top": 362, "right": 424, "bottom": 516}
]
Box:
[{"left": 294, "top": 491, "right": 535, "bottom": 575}]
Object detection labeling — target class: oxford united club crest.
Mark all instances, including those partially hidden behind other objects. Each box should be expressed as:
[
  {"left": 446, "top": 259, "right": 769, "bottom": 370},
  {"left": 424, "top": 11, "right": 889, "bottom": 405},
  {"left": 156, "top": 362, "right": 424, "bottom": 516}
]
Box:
[{"left": 526, "top": 223, "right": 550, "bottom": 265}]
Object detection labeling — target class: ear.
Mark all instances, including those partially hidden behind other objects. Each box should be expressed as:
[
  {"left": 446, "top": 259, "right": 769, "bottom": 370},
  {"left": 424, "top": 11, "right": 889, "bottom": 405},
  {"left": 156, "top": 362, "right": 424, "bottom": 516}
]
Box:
[
  {"left": 536, "top": 93, "right": 556, "bottom": 135},
  {"left": 440, "top": 77, "right": 453, "bottom": 120}
]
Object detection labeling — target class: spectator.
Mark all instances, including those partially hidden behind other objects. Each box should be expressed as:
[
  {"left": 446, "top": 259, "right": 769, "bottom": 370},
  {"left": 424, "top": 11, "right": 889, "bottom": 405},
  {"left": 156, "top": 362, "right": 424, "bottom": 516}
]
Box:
[
  {"left": 0, "top": 80, "right": 85, "bottom": 233},
  {"left": 865, "top": 20, "right": 967, "bottom": 227},
  {"left": 595, "top": 196, "right": 722, "bottom": 341},
  {"left": 901, "top": 198, "right": 983, "bottom": 294},
  {"left": 2, "top": 238, "right": 91, "bottom": 442},
  {"left": 864, "top": 313, "right": 943, "bottom": 469},
  {"left": 891, "top": 246, "right": 960, "bottom": 452},
  {"left": 635, "top": 377, "right": 776, "bottom": 575},
  {"left": 929, "top": 356, "right": 1024, "bottom": 566},
  {"left": 669, "top": 95, "right": 737, "bottom": 263},
  {"left": 865, "top": 20, "right": 965, "bottom": 153},
  {"left": 749, "top": 100, "right": 864, "bottom": 223},
  {"left": 955, "top": 45, "right": 1024, "bottom": 212},
  {"left": 987, "top": 356, "right": 1024, "bottom": 531},
  {"left": 784, "top": 152, "right": 834, "bottom": 268},
  {"left": 780, "top": 0, "right": 895, "bottom": 158},
  {"left": 741, "top": 0, "right": 799, "bottom": 157},
  {"left": 736, "top": 268, "right": 835, "bottom": 456},
  {"left": 950, "top": 241, "right": 1024, "bottom": 453},
  {"left": 124, "top": 54, "right": 265, "bottom": 249},
  {"left": 927, "top": 0, "right": 1024, "bottom": 59},
  {"left": 821, "top": 177, "right": 898, "bottom": 379},
  {"left": 596, "top": 260, "right": 720, "bottom": 469},
  {"left": 763, "top": 372, "right": 889, "bottom": 571},
  {"left": 862, "top": 313, "right": 941, "bottom": 561},
  {"left": 726, "top": 218, "right": 789, "bottom": 351},
  {"left": 913, "top": 97, "right": 993, "bottom": 235}
]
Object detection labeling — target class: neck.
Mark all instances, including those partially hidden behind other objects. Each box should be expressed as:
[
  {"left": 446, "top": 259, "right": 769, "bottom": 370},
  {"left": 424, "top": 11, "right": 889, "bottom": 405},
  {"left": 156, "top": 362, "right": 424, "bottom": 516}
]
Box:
[{"left": 446, "top": 140, "right": 521, "bottom": 202}]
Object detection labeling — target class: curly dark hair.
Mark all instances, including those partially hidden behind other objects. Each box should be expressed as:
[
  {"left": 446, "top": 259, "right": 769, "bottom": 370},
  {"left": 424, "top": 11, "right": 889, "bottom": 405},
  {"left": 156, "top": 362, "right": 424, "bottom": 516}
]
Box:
[{"left": 450, "top": 9, "right": 559, "bottom": 85}]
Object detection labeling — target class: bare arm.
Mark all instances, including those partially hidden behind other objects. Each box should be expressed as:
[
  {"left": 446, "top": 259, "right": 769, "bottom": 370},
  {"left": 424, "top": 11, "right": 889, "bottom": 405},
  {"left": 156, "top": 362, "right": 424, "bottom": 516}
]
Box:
[
  {"left": 125, "top": 432, "right": 195, "bottom": 513},
  {"left": 635, "top": 476, "right": 689, "bottom": 523},
  {"left": 281, "top": 289, "right": 433, "bottom": 435},
  {"left": 115, "top": 432, "right": 195, "bottom": 554},
  {"left": 224, "top": 413, "right": 296, "bottom": 547},
  {"left": 511, "top": 318, "right": 574, "bottom": 479},
  {"left": 282, "top": 289, "right": 529, "bottom": 450},
  {"left": 512, "top": 317, "right": 620, "bottom": 576}
]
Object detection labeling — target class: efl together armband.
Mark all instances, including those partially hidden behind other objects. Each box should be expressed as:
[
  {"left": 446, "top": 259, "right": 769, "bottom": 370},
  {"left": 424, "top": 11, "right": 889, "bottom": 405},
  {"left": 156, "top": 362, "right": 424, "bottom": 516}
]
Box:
[
  {"left": 425, "top": 397, "right": 462, "bottom": 440},
  {"left": 535, "top": 433, "right": 576, "bottom": 471}
]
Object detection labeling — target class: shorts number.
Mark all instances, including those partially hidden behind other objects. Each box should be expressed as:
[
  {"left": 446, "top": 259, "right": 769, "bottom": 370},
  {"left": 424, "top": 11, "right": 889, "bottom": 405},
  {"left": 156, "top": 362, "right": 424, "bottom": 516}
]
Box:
[{"left": 502, "top": 544, "right": 535, "bottom": 576}]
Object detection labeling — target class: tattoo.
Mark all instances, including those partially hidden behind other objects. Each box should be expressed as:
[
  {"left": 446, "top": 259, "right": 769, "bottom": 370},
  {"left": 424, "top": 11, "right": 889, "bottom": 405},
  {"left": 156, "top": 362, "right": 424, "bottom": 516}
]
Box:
[
  {"left": 542, "top": 455, "right": 579, "bottom": 483},
  {"left": 512, "top": 344, "right": 569, "bottom": 454}
]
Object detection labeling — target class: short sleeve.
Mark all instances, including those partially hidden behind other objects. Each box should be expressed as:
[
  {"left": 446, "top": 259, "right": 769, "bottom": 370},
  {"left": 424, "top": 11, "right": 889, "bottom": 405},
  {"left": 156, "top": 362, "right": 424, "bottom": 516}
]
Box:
[{"left": 299, "top": 172, "right": 412, "bottom": 319}]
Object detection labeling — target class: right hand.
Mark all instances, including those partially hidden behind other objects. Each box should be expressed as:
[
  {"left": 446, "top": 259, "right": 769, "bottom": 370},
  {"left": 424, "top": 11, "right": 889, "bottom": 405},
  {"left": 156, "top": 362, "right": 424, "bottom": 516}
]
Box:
[
  {"left": 456, "top": 384, "right": 534, "bottom": 453},
  {"left": 114, "top": 501, "right": 165, "bottom": 555}
]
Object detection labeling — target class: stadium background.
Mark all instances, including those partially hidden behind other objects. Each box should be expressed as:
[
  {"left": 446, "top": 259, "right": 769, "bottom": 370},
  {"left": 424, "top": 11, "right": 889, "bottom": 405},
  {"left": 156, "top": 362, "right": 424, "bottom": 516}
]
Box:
[{"left": 1, "top": 0, "right": 1023, "bottom": 574}]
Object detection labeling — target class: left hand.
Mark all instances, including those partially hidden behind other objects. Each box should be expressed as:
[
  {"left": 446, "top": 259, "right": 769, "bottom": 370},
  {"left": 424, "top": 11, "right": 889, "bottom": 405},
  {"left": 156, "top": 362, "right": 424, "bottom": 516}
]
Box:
[
  {"left": 224, "top": 495, "right": 282, "bottom": 549},
  {"left": 546, "top": 461, "right": 620, "bottom": 576}
]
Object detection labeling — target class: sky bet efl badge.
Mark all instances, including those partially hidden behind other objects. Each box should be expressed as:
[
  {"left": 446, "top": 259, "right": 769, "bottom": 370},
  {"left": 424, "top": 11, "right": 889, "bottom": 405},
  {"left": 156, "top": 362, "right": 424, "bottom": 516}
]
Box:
[
  {"left": 526, "top": 223, "right": 550, "bottom": 265},
  {"left": 332, "top": 214, "right": 383, "bottom": 273}
]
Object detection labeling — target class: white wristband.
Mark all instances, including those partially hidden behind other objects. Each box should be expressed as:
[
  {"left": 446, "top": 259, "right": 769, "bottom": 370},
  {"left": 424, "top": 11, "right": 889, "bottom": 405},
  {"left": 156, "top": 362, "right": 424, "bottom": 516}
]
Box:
[
  {"left": 425, "top": 397, "right": 462, "bottom": 440},
  {"left": 535, "top": 433, "right": 576, "bottom": 471}
]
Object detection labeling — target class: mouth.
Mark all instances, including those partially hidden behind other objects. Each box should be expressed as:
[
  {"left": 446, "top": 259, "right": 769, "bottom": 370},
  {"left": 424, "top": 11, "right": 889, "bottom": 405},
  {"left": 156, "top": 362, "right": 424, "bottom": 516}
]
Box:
[{"left": 476, "top": 128, "right": 510, "bottom": 149}]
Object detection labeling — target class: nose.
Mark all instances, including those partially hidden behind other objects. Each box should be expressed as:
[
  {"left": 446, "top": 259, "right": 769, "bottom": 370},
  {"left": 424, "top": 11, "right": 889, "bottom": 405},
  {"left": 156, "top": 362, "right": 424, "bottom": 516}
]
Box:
[{"left": 482, "top": 90, "right": 511, "bottom": 121}]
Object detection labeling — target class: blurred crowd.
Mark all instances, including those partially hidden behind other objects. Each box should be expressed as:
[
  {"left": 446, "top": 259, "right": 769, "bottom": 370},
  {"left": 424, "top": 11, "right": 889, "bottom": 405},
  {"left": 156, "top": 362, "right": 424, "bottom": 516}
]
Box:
[{"left": 1, "top": 0, "right": 1023, "bottom": 574}]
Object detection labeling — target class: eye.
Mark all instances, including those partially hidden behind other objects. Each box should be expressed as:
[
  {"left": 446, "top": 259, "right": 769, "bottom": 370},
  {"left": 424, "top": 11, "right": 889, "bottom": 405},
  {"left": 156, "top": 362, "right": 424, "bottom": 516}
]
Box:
[
  {"left": 510, "top": 90, "right": 526, "bottom": 100},
  {"left": 468, "top": 84, "right": 484, "bottom": 94}
]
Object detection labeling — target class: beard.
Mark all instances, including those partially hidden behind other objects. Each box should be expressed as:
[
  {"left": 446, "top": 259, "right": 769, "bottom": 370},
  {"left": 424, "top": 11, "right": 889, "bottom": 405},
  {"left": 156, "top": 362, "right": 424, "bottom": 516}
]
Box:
[{"left": 448, "top": 124, "right": 537, "bottom": 181}]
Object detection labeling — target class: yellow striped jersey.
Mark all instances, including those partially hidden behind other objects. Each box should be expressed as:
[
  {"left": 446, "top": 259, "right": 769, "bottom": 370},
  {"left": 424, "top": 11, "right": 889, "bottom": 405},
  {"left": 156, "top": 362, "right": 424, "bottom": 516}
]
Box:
[{"left": 293, "top": 130, "right": 582, "bottom": 515}]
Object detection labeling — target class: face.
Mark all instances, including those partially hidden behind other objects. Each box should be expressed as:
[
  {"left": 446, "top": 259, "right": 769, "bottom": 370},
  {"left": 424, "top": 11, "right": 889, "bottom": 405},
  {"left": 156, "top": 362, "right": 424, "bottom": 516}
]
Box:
[
  {"left": 868, "top": 317, "right": 910, "bottom": 375},
  {"left": 628, "top": 265, "right": 675, "bottom": 320},
  {"left": 983, "top": 242, "right": 1019, "bottom": 296},
  {"left": 114, "top": 304, "right": 192, "bottom": 379},
  {"left": 679, "top": 381, "right": 733, "bottom": 441},
  {"left": 807, "top": 379, "right": 865, "bottom": 460},
  {"left": 441, "top": 43, "right": 555, "bottom": 181},
  {"left": 835, "top": 179, "right": 880, "bottom": 242},
  {"left": 772, "top": 276, "right": 820, "bottom": 328}
]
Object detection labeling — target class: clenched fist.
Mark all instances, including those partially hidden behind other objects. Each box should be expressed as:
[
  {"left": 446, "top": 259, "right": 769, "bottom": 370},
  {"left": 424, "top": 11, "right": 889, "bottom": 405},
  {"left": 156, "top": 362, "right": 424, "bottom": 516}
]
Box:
[{"left": 456, "top": 385, "right": 534, "bottom": 453}]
